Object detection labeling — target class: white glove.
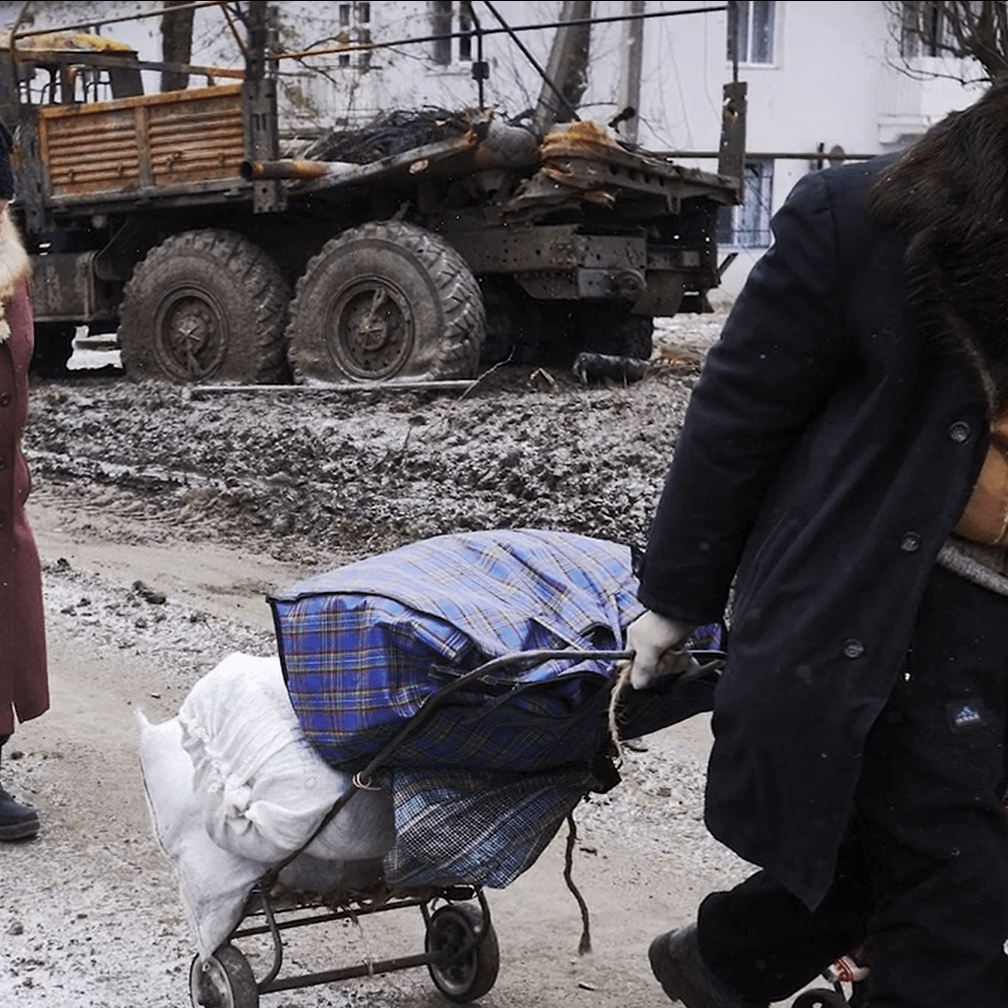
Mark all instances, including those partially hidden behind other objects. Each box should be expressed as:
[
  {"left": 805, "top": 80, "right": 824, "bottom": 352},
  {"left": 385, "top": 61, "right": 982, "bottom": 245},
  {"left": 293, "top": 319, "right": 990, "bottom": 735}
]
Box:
[{"left": 624, "top": 610, "right": 699, "bottom": 690}]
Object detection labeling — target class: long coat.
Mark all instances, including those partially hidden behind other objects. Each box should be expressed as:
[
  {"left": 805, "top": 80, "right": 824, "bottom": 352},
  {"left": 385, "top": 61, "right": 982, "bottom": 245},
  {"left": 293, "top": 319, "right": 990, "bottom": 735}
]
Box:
[
  {"left": 637, "top": 159, "right": 989, "bottom": 910},
  {"left": 0, "top": 210, "right": 47, "bottom": 736}
]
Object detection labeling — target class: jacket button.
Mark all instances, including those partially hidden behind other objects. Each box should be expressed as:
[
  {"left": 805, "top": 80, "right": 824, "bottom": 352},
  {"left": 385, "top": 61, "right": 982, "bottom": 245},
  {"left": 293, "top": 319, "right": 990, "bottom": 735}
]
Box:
[
  {"left": 900, "top": 532, "right": 921, "bottom": 552},
  {"left": 0, "top": 393, "right": 10, "bottom": 407},
  {"left": 843, "top": 638, "right": 865, "bottom": 659},
  {"left": 949, "top": 420, "right": 971, "bottom": 443}
]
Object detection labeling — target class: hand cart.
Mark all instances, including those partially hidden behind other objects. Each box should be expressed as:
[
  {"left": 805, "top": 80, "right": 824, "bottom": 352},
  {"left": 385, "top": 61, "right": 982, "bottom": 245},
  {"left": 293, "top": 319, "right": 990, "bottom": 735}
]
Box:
[{"left": 188, "top": 646, "right": 725, "bottom": 1008}]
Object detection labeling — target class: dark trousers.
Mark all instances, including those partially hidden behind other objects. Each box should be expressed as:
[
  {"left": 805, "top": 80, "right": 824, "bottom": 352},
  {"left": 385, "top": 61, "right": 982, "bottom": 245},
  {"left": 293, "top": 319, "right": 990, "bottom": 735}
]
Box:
[{"left": 697, "top": 565, "right": 1008, "bottom": 1008}]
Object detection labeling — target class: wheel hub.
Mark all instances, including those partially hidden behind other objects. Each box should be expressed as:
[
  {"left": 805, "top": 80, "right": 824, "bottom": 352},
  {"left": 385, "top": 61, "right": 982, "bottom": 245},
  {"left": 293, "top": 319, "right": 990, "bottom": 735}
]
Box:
[
  {"left": 331, "top": 280, "right": 413, "bottom": 379},
  {"left": 192, "top": 960, "right": 229, "bottom": 1008},
  {"left": 156, "top": 290, "right": 228, "bottom": 381},
  {"left": 174, "top": 304, "right": 213, "bottom": 351}
]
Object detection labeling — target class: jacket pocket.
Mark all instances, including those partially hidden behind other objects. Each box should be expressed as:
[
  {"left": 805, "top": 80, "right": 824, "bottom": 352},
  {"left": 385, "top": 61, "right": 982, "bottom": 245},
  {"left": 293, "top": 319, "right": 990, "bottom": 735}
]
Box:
[{"left": 732, "top": 507, "right": 806, "bottom": 621}]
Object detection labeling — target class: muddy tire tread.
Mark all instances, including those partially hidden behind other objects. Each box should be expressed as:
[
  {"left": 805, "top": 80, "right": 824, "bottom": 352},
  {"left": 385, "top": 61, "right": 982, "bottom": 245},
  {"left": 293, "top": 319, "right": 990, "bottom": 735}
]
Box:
[
  {"left": 287, "top": 220, "right": 485, "bottom": 383},
  {"left": 119, "top": 229, "right": 290, "bottom": 384}
]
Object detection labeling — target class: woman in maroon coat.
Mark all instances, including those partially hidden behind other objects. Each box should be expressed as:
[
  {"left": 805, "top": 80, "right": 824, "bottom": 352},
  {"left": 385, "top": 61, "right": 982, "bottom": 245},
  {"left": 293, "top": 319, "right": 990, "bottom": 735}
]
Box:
[{"left": 0, "top": 124, "right": 47, "bottom": 841}]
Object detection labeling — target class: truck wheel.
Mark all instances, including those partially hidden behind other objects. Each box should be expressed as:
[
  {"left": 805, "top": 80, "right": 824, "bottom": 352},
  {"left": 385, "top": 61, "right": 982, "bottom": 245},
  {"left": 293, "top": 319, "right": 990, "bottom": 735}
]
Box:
[
  {"left": 119, "top": 230, "right": 290, "bottom": 384},
  {"left": 478, "top": 276, "right": 542, "bottom": 365},
  {"left": 578, "top": 305, "right": 654, "bottom": 360},
  {"left": 286, "top": 221, "right": 485, "bottom": 383}
]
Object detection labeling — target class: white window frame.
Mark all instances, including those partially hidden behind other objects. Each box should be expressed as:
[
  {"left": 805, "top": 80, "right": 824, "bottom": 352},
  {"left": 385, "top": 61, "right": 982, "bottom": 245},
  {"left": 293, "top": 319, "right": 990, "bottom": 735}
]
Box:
[
  {"left": 899, "top": 0, "right": 948, "bottom": 58},
  {"left": 431, "top": 0, "right": 475, "bottom": 66},
  {"left": 729, "top": 0, "right": 777, "bottom": 66},
  {"left": 336, "top": 2, "right": 372, "bottom": 70}
]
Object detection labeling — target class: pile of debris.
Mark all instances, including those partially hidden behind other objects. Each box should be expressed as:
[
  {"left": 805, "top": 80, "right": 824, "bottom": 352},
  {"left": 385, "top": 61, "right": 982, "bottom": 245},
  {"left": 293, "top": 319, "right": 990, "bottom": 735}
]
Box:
[{"left": 304, "top": 107, "right": 471, "bottom": 163}]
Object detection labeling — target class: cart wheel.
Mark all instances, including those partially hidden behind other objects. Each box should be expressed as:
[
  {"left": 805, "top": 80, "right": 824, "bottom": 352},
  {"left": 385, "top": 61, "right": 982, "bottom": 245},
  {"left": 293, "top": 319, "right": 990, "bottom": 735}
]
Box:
[
  {"left": 792, "top": 990, "right": 850, "bottom": 1008},
  {"left": 425, "top": 903, "right": 500, "bottom": 1002},
  {"left": 189, "top": 944, "right": 259, "bottom": 1008}
]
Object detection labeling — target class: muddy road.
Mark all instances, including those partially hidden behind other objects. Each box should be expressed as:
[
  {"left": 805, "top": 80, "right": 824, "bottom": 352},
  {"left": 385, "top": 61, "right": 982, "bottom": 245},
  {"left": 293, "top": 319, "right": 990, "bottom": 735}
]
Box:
[{"left": 0, "top": 312, "right": 807, "bottom": 1008}]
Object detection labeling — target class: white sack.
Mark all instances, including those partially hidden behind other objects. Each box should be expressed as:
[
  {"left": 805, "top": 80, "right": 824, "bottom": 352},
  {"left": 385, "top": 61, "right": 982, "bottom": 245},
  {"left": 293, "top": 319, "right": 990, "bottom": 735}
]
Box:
[
  {"left": 177, "top": 652, "right": 395, "bottom": 863},
  {"left": 137, "top": 711, "right": 263, "bottom": 960}
]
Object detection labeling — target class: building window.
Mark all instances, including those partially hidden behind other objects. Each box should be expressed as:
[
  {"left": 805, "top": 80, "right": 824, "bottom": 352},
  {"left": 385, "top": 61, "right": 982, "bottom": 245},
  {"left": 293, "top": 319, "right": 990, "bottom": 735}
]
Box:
[
  {"left": 717, "top": 160, "right": 774, "bottom": 248},
  {"left": 899, "top": 1, "right": 946, "bottom": 58},
  {"left": 431, "top": 0, "right": 473, "bottom": 66},
  {"left": 728, "top": 1, "right": 776, "bottom": 65},
  {"left": 337, "top": 2, "right": 371, "bottom": 69}
]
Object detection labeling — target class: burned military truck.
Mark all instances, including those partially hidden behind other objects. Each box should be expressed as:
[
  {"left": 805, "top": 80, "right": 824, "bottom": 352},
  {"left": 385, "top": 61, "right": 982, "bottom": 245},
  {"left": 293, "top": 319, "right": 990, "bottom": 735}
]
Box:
[{"left": 5, "top": 3, "right": 739, "bottom": 384}]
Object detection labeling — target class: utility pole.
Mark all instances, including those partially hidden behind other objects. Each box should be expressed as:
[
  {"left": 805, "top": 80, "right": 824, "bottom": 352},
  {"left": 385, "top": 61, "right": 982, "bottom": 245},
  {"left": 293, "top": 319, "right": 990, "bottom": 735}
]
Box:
[
  {"left": 615, "top": 0, "right": 644, "bottom": 144},
  {"left": 243, "top": 0, "right": 286, "bottom": 213},
  {"left": 718, "top": 0, "right": 747, "bottom": 196}
]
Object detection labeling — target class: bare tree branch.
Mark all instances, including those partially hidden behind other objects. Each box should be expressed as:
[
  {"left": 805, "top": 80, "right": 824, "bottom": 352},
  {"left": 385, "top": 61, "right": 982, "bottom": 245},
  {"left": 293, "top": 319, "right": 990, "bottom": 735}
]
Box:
[{"left": 886, "top": 1, "right": 1008, "bottom": 82}]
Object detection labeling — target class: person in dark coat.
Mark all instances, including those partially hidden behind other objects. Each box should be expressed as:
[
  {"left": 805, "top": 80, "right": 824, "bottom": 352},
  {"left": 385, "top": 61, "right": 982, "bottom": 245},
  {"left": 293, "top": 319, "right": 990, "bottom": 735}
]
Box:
[
  {"left": 625, "top": 80, "right": 1008, "bottom": 1008},
  {"left": 0, "top": 122, "right": 47, "bottom": 841}
]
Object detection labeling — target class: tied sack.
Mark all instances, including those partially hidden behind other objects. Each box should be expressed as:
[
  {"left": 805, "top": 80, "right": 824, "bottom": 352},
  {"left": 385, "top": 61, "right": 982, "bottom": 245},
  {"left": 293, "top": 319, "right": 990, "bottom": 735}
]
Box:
[{"left": 177, "top": 652, "right": 394, "bottom": 863}]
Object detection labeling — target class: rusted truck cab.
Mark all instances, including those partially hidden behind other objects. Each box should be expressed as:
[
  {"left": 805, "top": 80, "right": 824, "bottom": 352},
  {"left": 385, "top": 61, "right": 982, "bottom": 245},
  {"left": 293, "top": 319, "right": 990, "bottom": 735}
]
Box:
[{"left": 2, "top": 31, "right": 254, "bottom": 374}]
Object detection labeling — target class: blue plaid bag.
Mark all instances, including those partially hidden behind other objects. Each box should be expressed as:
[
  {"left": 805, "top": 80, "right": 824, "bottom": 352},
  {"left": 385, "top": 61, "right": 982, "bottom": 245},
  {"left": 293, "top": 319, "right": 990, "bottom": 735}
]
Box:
[{"left": 271, "top": 530, "right": 646, "bottom": 772}]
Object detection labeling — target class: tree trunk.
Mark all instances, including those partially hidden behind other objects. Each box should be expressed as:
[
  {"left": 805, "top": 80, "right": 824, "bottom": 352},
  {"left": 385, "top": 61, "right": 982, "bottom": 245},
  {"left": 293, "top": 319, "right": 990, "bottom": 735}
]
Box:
[
  {"left": 532, "top": 0, "right": 592, "bottom": 136},
  {"left": 161, "top": 0, "right": 195, "bottom": 92}
]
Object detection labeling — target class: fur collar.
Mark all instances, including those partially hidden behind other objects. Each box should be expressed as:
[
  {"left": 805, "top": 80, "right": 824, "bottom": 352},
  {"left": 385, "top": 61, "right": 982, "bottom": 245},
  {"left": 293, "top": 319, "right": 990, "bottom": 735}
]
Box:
[
  {"left": 868, "top": 80, "right": 1008, "bottom": 416},
  {"left": 0, "top": 207, "right": 28, "bottom": 342}
]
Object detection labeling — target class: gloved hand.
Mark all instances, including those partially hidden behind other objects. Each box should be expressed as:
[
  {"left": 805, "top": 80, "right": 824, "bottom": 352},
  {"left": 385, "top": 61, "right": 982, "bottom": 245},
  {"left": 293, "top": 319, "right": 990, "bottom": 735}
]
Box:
[{"left": 624, "top": 610, "right": 699, "bottom": 690}]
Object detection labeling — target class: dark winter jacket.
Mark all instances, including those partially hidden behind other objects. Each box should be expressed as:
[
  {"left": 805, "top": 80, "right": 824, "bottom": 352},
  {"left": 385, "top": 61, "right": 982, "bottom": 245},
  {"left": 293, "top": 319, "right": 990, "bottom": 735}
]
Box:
[
  {"left": 637, "top": 155, "right": 993, "bottom": 910},
  {"left": 0, "top": 209, "right": 47, "bottom": 736}
]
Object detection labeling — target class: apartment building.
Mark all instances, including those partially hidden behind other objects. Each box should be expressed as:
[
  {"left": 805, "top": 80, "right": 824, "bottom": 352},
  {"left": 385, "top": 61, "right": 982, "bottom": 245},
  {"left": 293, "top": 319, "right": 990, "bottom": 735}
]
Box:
[{"left": 1, "top": 1, "right": 986, "bottom": 298}]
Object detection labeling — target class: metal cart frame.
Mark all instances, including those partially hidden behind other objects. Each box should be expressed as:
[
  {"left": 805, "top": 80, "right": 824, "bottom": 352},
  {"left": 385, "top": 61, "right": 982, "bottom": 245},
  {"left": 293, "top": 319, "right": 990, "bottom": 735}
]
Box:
[{"left": 189, "top": 647, "right": 649, "bottom": 1008}]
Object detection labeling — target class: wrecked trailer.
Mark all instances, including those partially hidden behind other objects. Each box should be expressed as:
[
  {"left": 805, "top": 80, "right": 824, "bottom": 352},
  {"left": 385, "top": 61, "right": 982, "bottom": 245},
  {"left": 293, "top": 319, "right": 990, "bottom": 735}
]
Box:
[{"left": 7, "top": 2, "right": 738, "bottom": 385}]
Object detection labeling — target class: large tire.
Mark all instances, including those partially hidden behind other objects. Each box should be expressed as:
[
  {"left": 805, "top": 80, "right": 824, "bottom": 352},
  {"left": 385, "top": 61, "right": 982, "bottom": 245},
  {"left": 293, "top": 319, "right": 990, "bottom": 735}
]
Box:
[
  {"left": 286, "top": 221, "right": 485, "bottom": 384},
  {"left": 119, "top": 230, "right": 290, "bottom": 384},
  {"left": 478, "top": 275, "right": 544, "bottom": 365}
]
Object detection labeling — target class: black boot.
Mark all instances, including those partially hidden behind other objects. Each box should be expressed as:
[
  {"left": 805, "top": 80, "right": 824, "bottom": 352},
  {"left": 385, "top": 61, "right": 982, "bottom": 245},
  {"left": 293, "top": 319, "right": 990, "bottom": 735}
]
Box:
[
  {"left": 0, "top": 739, "right": 39, "bottom": 840},
  {"left": 649, "top": 926, "right": 769, "bottom": 1008},
  {"left": 0, "top": 785, "right": 38, "bottom": 840}
]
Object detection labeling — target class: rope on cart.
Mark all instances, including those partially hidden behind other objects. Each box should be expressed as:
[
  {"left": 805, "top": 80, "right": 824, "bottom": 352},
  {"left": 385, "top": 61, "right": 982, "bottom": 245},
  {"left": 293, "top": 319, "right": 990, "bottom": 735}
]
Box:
[
  {"left": 563, "top": 812, "right": 593, "bottom": 955},
  {"left": 352, "top": 648, "right": 636, "bottom": 790},
  {"left": 608, "top": 658, "right": 638, "bottom": 765},
  {"left": 608, "top": 650, "right": 724, "bottom": 765}
]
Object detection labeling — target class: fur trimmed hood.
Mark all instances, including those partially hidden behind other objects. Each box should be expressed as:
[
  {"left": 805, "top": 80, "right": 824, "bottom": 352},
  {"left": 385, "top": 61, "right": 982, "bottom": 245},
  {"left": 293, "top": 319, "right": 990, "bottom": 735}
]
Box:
[
  {"left": 0, "top": 207, "right": 28, "bottom": 338},
  {"left": 868, "top": 79, "right": 1008, "bottom": 416}
]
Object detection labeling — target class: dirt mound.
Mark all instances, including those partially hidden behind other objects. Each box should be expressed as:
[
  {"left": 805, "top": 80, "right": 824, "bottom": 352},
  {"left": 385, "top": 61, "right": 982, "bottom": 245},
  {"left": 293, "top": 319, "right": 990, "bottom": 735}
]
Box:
[{"left": 25, "top": 312, "right": 722, "bottom": 569}]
